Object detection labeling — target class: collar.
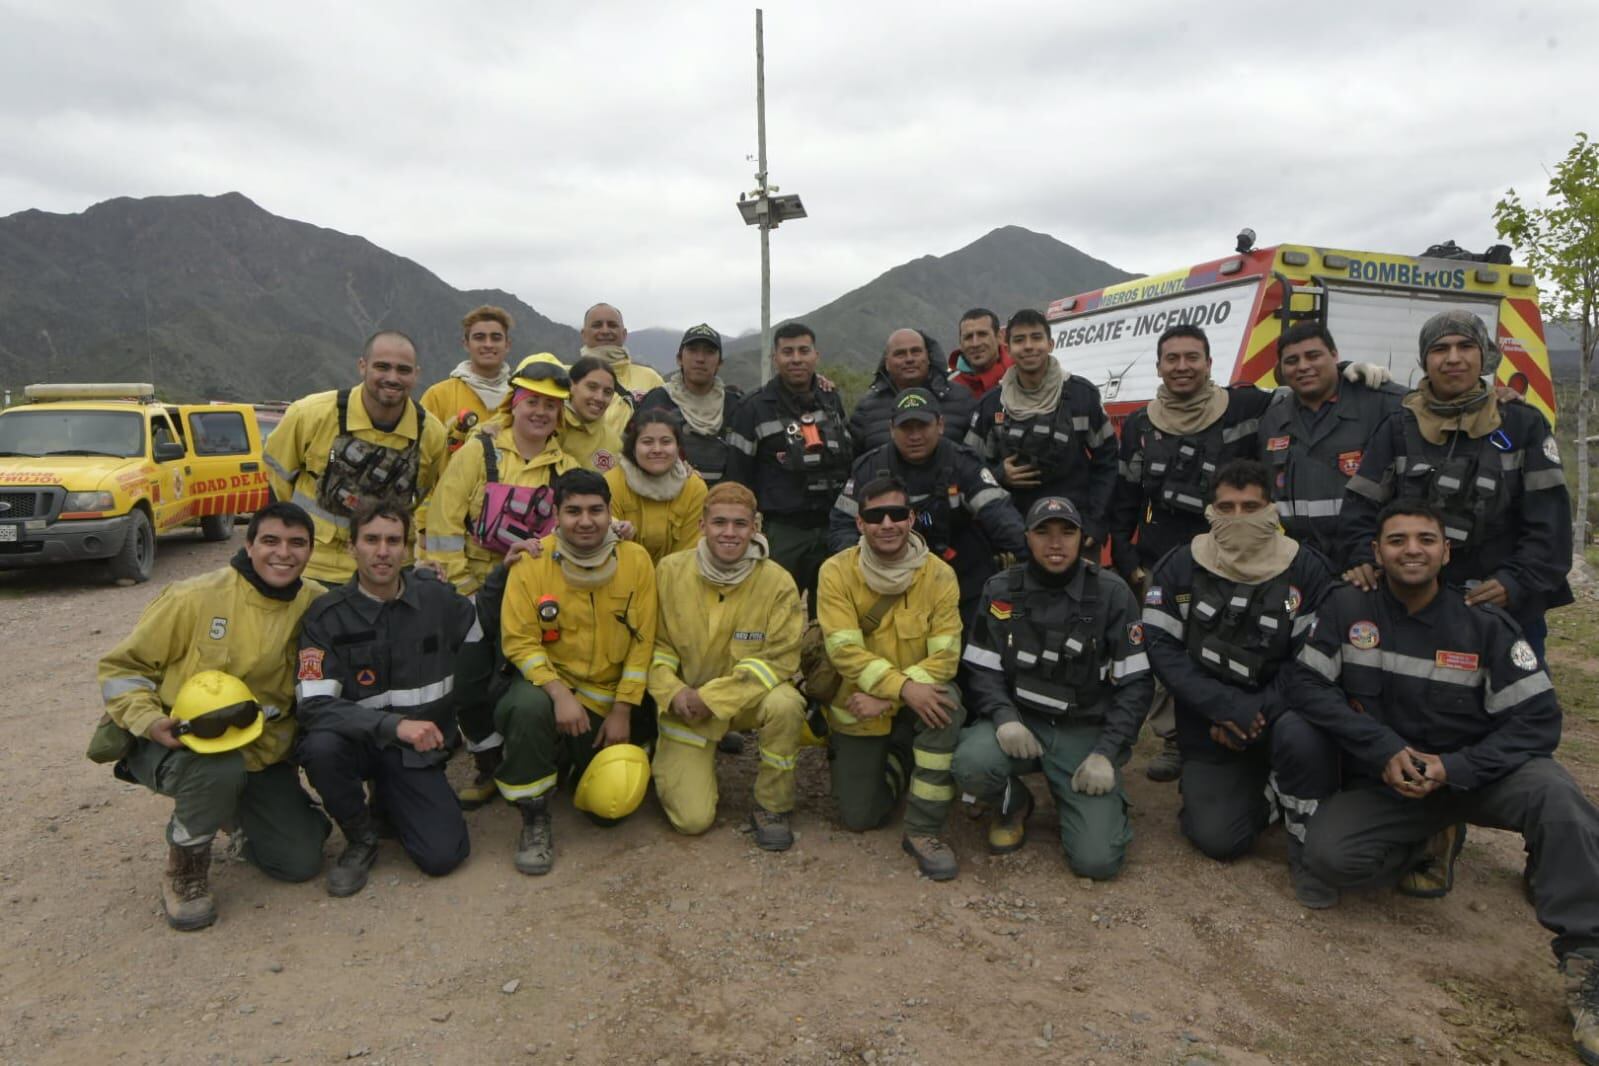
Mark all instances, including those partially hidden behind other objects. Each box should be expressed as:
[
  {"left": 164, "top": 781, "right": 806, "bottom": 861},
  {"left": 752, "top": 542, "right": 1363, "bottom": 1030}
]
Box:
[
  {"left": 347, "top": 386, "right": 419, "bottom": 439},
  {"left": 341, "top": 571, "right": 423, "bottom": 620},
  {"left": 1378, "top": 580, "right": 1445, "bottom": 620},
  {"left": 229, "top": 548, "right": 302, "bottom": 602}
]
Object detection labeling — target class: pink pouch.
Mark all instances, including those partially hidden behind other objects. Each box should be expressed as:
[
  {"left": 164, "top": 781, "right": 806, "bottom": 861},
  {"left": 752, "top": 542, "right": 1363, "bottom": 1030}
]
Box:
[{"left": 472, "top": 482, "right": 556, "bottom": 554}]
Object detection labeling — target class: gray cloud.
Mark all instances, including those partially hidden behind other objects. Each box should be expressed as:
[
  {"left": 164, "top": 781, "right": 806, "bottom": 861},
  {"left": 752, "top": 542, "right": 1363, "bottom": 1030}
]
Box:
[{"left": 1, "top": 0, "right": 1595, "bottom": 335}]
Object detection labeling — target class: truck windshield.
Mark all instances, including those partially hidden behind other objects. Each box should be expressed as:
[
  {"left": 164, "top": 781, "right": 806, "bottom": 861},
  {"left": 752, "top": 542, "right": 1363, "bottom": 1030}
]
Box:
[{"left": 0, "top": 410, "right": 145, "bottom": 458}]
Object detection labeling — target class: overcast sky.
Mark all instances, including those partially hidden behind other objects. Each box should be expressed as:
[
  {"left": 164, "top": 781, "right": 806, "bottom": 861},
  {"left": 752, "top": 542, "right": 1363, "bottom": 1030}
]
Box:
[{"left": 2, "top": 0, "right": 1595, "bottom": 335}]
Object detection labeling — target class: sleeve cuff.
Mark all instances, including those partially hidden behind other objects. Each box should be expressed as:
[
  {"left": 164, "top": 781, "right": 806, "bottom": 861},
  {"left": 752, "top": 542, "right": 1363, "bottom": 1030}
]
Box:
[{"left": 1440, "top": 751, "right": 1477, "bottom": 791}]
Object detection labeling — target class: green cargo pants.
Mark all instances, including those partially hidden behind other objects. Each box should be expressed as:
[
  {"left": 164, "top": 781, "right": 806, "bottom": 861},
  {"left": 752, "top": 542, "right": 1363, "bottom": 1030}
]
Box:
[
  {"left": 492, "top": 677, "right": 657, "bottom": 811},
  {"left": 952, "top": 715, "right": 1131, "bottom": 880},
  {"left": 829, "top": 688, "right": 965, "bottom": 836},
  {"left": 763, "top": 517, "right": 831, "bottom": 618},
  {"left": 123, "top": 739, "right": 330, "bottom": 882}
]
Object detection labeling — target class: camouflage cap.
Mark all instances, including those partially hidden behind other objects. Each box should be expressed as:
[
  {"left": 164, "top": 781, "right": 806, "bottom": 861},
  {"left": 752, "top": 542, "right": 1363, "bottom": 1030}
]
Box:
[{"left": 1418, "top": 310, "right": 1500, "bottom": 376}]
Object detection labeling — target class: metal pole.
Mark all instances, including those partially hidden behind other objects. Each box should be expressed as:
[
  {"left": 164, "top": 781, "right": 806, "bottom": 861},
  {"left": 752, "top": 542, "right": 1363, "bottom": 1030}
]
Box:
[{"left": 756, "top": 8, "right": 771, "bottom": 384}]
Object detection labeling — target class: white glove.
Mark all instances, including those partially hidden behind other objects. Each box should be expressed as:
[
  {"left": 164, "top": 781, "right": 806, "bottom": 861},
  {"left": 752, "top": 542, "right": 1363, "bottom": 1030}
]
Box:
[
  {"left": 1071, "top": 753, "right": 1116, "bottom": 796},
  {"left": 1343, "top": 362, "right": 1391, "bottom": 388},
  {"left": 995, "top": 721, "right": 1043, "bottom": 760}
]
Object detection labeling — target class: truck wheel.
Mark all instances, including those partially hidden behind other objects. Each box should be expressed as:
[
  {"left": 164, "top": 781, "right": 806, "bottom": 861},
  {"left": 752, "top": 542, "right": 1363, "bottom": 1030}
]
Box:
[
  {"left": 108, "top": 509, "right": 156, "bottom": 585},
  {"left": 199, "top": 513, "right": 234, "bottom": 542}
]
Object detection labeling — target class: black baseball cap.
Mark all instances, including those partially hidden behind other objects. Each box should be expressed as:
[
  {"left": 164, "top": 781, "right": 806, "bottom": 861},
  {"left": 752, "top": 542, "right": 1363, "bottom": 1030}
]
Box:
[
  {"left": 1024, "top": 496, "right": 1083, "bottom": 531},
  {"left": 891, "top": 387, "right": 942, "bottom": 426},
  {"left": 679, "top": 323, "right": 722, "bottom": 352}
]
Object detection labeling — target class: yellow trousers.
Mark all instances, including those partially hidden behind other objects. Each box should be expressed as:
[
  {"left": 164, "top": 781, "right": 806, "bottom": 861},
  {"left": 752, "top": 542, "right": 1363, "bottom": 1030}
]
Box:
[{"left": 652, "top": 683, "right": 805, "bottom": 835}]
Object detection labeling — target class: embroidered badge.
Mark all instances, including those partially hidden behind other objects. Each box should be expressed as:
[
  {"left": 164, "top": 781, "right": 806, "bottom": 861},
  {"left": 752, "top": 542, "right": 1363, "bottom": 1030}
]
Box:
[
  {"left": 1285, "top": 586, "right": 1302, "bottom": 613},
  {"left": 297, "top": 648, "right": 325, "bottom": 681},
  {"left": 1347, "top": 621, "right": 1380, "bottom": 650},
  {"left": 1510, "top": 640, "right": 1538, "bottom": 671},
  {"left": 1544, "top": 437, "right": 1561, "bottom": 464},
  {"left": 1267, "top": 435, "right": 1291, "bottom": 452},
  {"left": 593, "top": 450, "right": 617, "bottom": 472},
  {"left": 980, "top": 468, "right": 999, "bottom": 487},
  {"left": 989, "top": 599, "right": 1013, "bottom": 620},
  {"left": 1143, "top": 587, "right": 1164, "bottom": 607},
  {"left": 1338, "top": 450, "right": 1363, "bottom": 477},
  {"left": 356, "top": 667, "right": 378, "bottom": 687},
  {"left": 1126, "top": 622, "right": 1144, "bottom": 646},
  {"left": 1434, "top": 651, "right": 1480, "bottom": 671},
  {"left": 733, "top": 630, "right": 766, "bottom": 641}
]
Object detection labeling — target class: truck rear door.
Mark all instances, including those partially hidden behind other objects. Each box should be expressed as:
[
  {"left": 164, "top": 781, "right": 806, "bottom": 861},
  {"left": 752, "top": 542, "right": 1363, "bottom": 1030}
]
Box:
[{"left": 1320, "top": 286, "right": 1504, "bottom": 390}]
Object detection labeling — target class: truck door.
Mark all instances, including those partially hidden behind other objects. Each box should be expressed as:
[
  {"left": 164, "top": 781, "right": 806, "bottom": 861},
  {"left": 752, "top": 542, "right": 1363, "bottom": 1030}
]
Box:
[
  {"left": 182, "top": 406, "right": 267, "bottom": 517},
  {"left": 147, "top": 410, "right": 188, "bottom": 531}
]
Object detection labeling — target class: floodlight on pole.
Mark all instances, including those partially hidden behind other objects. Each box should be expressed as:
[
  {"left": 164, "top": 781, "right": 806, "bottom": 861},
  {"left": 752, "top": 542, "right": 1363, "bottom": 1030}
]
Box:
[{"left": 737, "top": 8, "right": 806, "bottom": 384}]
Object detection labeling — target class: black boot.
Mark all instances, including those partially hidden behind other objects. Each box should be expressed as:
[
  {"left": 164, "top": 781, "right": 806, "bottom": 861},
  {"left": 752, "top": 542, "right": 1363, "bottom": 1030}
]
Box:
[{"left": 327, "top": 813, "right": 380, "bottom": 898}]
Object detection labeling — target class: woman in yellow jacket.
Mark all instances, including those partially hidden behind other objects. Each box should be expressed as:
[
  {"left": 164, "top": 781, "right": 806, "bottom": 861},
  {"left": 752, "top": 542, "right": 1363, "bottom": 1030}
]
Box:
[
  {"left": 604, "top": 409, "right": 708, "bottom": 564},
  {"left": 423, "top": 353, "right": 578, "bottom": 596},
  {"left": 561, "top": 356, "right": 632, "bottom": 472}
]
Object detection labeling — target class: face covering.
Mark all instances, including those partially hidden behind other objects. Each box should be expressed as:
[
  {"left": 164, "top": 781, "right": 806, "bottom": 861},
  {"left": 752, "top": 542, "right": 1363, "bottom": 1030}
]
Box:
[{"left": 1189, "top": 505, "right": 1298, "bottom": 584}]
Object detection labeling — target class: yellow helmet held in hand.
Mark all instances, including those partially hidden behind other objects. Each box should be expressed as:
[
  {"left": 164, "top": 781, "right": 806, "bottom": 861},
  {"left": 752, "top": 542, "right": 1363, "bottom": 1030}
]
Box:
[
  {"left": 572, "top": 743, "right": 650, "bottom": 820},
  {"left": 170, "top": 670, "right": 263, "bottom": 754}
]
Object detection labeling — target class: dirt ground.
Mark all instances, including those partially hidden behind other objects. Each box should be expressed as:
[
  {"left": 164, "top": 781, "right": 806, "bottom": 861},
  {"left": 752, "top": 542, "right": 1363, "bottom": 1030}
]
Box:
[{"left": 3, "top": 537, "right": 1597, "bottom": 1066}]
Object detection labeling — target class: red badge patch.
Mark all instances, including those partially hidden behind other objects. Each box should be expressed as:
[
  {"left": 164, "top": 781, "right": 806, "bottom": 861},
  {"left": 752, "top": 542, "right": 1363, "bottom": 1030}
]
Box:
[
  {"left": 1126, "top": 622, "right": 1145, "bottom": 646},
  {"left": 1338, "top": 449, "right": 1364, "bottom": 477},
  {"left": 1267, "top": 435, "right": 1291, "bottom": 452},
  {"left": 297, "top": 648, "right": 325, "bottom": 681},
  {"left": 1435, "top": 651, "right": 1481, "bottom": 671},
  {"left": 356, "top": 667, "right": 378, "bottom": 687}
]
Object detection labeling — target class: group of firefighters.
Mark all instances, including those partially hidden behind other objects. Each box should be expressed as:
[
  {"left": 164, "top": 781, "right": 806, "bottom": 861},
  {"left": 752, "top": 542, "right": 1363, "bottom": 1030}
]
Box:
[{"left": 88, "top": 299, "right": 1599, "bottom": 1062}]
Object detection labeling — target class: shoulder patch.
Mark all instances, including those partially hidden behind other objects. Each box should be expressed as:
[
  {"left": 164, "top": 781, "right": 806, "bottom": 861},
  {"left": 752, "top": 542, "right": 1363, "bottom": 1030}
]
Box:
[
  {"left": 1143, "top": 587, "right": 1164, "bottom": 607},
  {"left": 1543, "top": 436, "right": 1561, "bottom": 465},
  {"left": 1126, "top": 621, "right": 1144, "bottom": 646},
  {"left": 1337, "top": 450, "right": 1363, "bottom": 477},
  {"left": 1347, "top": 621, "right": 1380, "bottom": 650},
  {"left": 1285, "top": 585, "right": 1302, "bottom": 613},
  {"left": 297, "top": 648, "right": 325, "bottom": 681},
  {"left": 1510, "top": 640, "right": 1539, "bottom": 671},
  {"left": 1266, "top": 435, "right": 1291, "bottom": 452},
  {"left": 979, "top": 467, "right": 999, "bottom": 487},
  {"left": 989, "top": 598, "right": 1013, "bottom": 620}
]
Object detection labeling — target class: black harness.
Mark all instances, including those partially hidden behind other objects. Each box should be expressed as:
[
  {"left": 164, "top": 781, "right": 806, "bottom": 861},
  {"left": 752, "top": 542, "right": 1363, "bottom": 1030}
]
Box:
[
  {"left": 1182, "top": 568, "right": 1295, "bottom": 690},
  {"left": 1000, "top": 565, "right": 1108, "bottom": 715}
]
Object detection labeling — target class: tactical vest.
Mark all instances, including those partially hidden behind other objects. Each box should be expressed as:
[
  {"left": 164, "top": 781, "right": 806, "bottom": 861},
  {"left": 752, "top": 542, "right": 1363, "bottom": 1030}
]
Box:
[
  {"left": 316, "top": 390, "right": 425, "bottom": 519},
  {"left": 682, "top": 430, "right": 731, "bottom": 485},
  {"left": 779, "top": 405, "right": 851, "bottom": 501},
  {"left": 999, "top": 565, "right": 1109, "bottom": 717},
  {"left": 1397, "top": 414, "right": 1509, "bottom": 546},
  {"left": 470, "top": 431, "right": 557, "bottom": 554},
  {"left": 1142, "top": 418, "right": 1228, "bottom": 518},
  {"left": 997, "top": 398, "right": 1080, "bottom": 479},
  {"left": 1182, "top": 568, "right": 1296, "bottom": 690}
]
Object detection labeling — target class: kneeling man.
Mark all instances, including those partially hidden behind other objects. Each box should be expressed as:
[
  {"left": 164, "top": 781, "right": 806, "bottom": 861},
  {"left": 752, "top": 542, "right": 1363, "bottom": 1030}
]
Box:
[
  {"left": 649, "top": 482, "right": 806, "bottom": 849},
  {"left": 953, "top": 496, "right": 1152, "bottom": 878},
  {"left": 817, "top": 475, "right": 965, "bottom": 880}
]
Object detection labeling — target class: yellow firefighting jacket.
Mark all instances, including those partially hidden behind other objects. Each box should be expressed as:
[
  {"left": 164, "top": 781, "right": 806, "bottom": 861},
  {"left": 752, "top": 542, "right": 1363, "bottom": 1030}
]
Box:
[
  {"left": 603, "top": 466, "right": 708, "bottom": 564},
  {"left": 502, "top": 538, "right": 658, "bottom": 716},
  {"left": 420, "top": 377, "right": 495, "bottom": 453},
  {"left": 262, "top": 387, "right": 448, "bottom": 582},
  {"left": 423, "top": 425, "right": 578, "bottom": 594},
  {"left": 560, "top": 400, "right": 632, "bottom": 472},
  {"left": 97, "top": 566, "right": 325, "bottom": 772},
  {"left": 816, "top": 546, "right": 962, "bottom": 737},
  {"left": 610, "top": 360, "right": 666, "bottom": 405},
  {"left": 648, "top": 550, "right": 803, "bottom": 742}
]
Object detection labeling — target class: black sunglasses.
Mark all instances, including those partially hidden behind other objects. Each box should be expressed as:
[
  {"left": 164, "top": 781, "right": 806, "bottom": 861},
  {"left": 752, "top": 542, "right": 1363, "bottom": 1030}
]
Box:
[
  {"left": 173, "top": 700, "right": 261, "bottom": 739},
  {"left": 860, "top": 505, "right": 912, "bottom": 525}
]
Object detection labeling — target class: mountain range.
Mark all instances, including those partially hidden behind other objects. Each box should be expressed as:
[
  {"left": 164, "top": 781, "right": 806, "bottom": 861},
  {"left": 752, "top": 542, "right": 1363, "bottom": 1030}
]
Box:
[{"left": 0, "top": 194, "right": 1134, "bottom": 401}]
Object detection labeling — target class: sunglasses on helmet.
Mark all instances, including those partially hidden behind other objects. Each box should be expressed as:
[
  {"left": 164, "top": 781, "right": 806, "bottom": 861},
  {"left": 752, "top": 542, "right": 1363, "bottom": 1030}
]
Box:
[
  {"left": 859, "top": 505, "right": 912, "bottom": 525},
  {"left": 173, "top": 700, "right": 262, "bottom": 739},
  {"left": 516, "top": 363, "right": 571, "bottom": 390}
]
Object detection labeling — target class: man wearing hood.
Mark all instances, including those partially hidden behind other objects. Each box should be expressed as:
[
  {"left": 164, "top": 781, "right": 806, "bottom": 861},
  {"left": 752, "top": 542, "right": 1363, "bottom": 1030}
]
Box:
[
  {"left": 966, "top": 308, "right": 1118, "bottom": 535},
  {"left": 947, "top": 308, "right": 1013, "bottom": 399},
  {"left": 1141, "top": 459, "right": 1341, "bottom": 907},
  {"left": 952, "top": 496, "right": 1153, "bottom": 879},
  {"left": 1340, "top": 309, "right": 1572, "bottom": 661},
  {"left": 579, "top": 302, "right": 666, "bottom": 406},
  {"left": 637, "top": 324, "right": 743, "bottom": 486},
  {"left": 847, "top": 328, "right": 976, "bottom": 453},
  {"left": 648, "top": 482, "right": 807, "bottom": 850},
  {"left": 817, "top": 475, "right": 965, "bottom": 880},
  {"left": 421, "top": 305, "right": 515, "bottom": 454}
]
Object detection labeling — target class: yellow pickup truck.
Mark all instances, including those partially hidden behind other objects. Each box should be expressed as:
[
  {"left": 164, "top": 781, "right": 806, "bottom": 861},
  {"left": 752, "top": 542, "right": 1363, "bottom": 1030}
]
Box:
[{"left": 0, "top": 383, "right": 270, "bottom": 584}]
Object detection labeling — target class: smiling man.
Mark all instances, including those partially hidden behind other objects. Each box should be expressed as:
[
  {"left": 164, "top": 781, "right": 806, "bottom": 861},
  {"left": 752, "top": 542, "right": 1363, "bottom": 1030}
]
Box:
[
  {"left": 947, "top": 308, "right": 1012, "bottom": 399},
  {"left": 579, "top": 302, "right": 666, "bottom": 405},
  {"left": 95, "top": 501, "right": 332, "bottom": 930},
  {"left": 847, "top": 327, "right": 976, "bottom": 453},
  {"left": 420, "top": 305, "right": 516, "bottom": 453},
  {"left": 295, "top": 498, "right": 477, "bottom": 897},
  {"left": 1292, "top": 500, "right": 1599, "bottom": 1064},
  {"left": 1256, "top": 323, "right": 1407, "bottom": 559},
  {"left": 264, "top": 330, "right": 448, "bottom": 583},
  {"left": 637, "top": 324, "right": 744, "bottom": 486}
]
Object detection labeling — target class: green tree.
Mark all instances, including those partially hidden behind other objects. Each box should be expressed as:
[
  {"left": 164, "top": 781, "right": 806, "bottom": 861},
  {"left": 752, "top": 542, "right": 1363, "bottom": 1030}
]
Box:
[{"left": 1495, "top": 131, "right": 1599, "bottom": 545}]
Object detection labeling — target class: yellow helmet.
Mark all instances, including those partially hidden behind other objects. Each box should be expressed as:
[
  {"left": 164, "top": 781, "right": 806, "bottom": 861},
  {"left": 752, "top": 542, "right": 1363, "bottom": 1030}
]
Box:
[
  {"left": 170, "top": 670, "right": 263, "bottom": 754},
  {"left": 509, "top": 353, "right": 571, "bottom": 400},
  {"left": 572, "top": 743, "right": 650, "bottom": 820}
]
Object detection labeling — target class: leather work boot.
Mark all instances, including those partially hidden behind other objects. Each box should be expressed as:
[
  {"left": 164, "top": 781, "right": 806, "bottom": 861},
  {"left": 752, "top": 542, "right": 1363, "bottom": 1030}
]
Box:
[
  {"left": 1286, "top": 838, "right": 1338, "bottom": 910},
  {"left": 749, "top": 808, "right": 794, "bottom": 852},
  {"left": 1145, "top": 735, "right": 1182, "bottom": 782},
  {"left": 717, "top": 731, "right": 747, "bottom": 755},
  {"left": 902, "top": 834, "right": 959, "bottom": 881},
  {"left": 161, "top": 841, "right": 217, "bottom": 932},
  {"left": 514, "top": 796, "right": 554, "bottom": 876},
  {"left": 987, "top": 778, "right": 1034, "bottom": 855},
  {"left": 1562, "top": 952, "right": 1599, "bottom": 1065},
  {"left": 327, "top": 815, "right": 380, "bottom": 898},
  {"left": 1398, "top": 823, "right": 1467, "bottom": 898},
  {"left": 456, "top": 747, "right": 503, "bottom": 809}
]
